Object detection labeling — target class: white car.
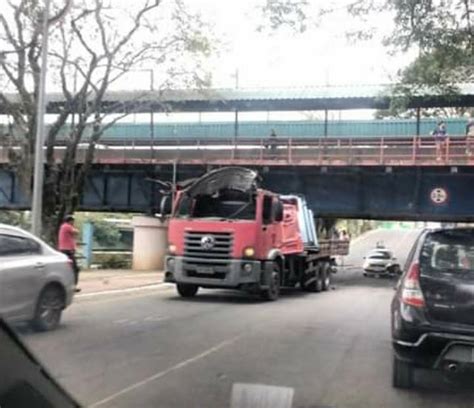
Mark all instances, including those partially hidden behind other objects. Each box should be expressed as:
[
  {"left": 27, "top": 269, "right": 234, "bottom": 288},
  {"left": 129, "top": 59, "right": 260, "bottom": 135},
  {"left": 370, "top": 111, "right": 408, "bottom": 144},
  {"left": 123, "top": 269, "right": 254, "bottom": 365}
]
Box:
[
  {"left": 0, "top": 224, "right": 75, "bottom": 331},
  {"left": 363, "top": 249, "right": 400, "bottom": 277}
]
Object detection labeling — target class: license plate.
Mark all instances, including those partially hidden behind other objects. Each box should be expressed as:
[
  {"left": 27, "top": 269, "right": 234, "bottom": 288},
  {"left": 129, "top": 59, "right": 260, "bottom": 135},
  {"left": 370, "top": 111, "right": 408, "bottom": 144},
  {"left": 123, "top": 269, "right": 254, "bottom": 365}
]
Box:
[{"left": 196, "top": 266, "right": 214, "bottom": 274}]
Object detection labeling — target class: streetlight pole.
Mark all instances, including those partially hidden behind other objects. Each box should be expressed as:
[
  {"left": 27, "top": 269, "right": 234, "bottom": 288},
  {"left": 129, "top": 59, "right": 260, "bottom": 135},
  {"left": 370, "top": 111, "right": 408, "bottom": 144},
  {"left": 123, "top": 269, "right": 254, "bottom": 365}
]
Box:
[
  {"left": 149, "top": 69, "right": 155, "bottom": 162},
  {"left": 31, "top": 0, "right": 51, "bottom": 237}
]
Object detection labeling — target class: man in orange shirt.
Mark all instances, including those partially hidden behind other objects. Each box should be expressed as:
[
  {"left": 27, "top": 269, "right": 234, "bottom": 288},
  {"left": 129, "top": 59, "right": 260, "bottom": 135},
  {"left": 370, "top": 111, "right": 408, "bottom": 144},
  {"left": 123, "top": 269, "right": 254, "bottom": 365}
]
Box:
[{"left": 58, "top": 214, "right": 81, "bottom": 292}]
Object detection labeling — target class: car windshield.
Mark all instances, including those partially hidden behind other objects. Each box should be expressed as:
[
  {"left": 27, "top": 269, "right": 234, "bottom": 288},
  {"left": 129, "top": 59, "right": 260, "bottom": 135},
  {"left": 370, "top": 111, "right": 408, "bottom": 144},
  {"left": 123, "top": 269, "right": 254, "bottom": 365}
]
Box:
[
  {"left": 368, "top": 251, "right": 391, "bottom": 259},
  {"left": 420, "top": 229, "right": 474, "bottom": 273}
]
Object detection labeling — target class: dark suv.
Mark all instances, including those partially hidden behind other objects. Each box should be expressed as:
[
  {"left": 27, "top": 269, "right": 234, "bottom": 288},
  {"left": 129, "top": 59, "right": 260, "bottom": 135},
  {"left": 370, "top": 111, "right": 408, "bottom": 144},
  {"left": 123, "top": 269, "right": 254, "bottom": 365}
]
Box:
[{"left": 391, "top": 228, "right": 474, "bottom": 388}]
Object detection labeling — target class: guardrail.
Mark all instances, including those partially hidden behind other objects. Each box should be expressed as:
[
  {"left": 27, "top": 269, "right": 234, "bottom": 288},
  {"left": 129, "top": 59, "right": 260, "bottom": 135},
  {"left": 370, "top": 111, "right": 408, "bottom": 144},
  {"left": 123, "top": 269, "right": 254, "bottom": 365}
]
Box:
[{"left": 1, "top": 135, "right": 473, "bottom": 166}]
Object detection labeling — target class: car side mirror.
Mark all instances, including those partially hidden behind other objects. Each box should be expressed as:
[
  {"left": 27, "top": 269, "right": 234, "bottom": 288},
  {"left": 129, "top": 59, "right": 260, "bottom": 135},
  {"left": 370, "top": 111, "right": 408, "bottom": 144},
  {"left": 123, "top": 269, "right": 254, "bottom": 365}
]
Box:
[
  {"left": 273, "top": 201, "right": 284, "bottom": 222},
  {"left": 160, "top": 195, "right": 172, "bottom": 216}
]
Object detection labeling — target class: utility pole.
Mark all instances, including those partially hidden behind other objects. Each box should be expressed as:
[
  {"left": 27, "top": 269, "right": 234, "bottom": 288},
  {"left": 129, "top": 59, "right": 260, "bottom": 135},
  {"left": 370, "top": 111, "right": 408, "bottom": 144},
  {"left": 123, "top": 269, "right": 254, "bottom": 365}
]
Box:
[
  {"left": 233, "top": 68, "right": 239, "bottom": 143},
  {"left": 149, "top": 69, "right": 155, "bottom": 161},
  {"left": 31, "top": 0, "right": 51, "bottom": 237}
]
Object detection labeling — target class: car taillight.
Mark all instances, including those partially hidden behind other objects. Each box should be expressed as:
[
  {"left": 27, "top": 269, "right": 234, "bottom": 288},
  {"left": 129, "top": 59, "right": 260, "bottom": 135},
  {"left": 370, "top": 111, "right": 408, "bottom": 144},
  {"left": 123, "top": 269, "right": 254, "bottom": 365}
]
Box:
[{"left": 401, "top": 262, "right": 425, "bottom": 308}]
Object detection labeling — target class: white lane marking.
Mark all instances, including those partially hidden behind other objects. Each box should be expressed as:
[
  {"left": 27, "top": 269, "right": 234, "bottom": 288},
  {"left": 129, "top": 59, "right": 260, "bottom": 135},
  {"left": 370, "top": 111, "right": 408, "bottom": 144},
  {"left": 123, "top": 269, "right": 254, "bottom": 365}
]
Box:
[
  {"left": 90, "top": 335, "right": 242, "bottom": 407},
  {"left": 76, "top": 283, "right": 173, "bottom": 299},
  {"left": 114, "top": 319, "right": 130, "bottom": 324},
  {"left": 231, "top": 383, "right": 294, "bottom": 408},
  {"left": 144, "top": 316, "right": 169, "bottom": 322}
]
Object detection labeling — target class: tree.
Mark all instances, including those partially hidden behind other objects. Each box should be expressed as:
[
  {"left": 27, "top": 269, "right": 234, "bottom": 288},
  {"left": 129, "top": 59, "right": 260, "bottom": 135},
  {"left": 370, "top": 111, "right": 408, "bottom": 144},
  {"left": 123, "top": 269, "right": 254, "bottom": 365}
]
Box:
[
  {"left": 261, "top": 0, "right": 473, "bottom": 93},
  {"left": 258, "top": 0, "right": 310, "bottom": 33},
  {"left": 0, "top": 0, "right": 213, "bottom": 242}
]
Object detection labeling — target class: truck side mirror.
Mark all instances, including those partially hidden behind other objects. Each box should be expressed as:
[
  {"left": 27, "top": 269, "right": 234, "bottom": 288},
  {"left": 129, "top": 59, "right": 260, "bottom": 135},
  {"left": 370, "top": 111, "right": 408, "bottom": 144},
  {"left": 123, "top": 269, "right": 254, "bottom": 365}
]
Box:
[
  {"left": 273, "top": 201, "right": 284, "bottom": 222},
  {"left": 160, "top": 195, "right": 172, "bottom": 216}
]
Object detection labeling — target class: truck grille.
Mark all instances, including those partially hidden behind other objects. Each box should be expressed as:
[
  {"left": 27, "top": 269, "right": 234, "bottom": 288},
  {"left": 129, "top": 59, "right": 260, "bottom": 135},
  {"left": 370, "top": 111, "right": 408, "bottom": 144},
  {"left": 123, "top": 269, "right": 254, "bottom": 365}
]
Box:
[
  {"left": 183, "top": 232, "right": 233, "bottom": 280},
  {"left": 184, "top": 231, "right": 233, "bottom": 259}
]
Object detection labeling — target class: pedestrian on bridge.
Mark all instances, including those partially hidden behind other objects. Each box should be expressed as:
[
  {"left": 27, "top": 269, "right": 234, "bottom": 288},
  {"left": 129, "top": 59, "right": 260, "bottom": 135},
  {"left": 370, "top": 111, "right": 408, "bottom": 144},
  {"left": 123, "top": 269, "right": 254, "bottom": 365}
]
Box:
[
  {"left": 432, "top": 120, "right": 447, "bottom": 161},
  {"left": 265, "top": 128, "right": 278, "bottom": 158},
  {"left": 466, "top": 119, "right": 474, "bottom": 137},
  {"left": 58, "top": 214, "right": 81, "bottom": 292},
  {"left": 466, "top": 119, "right": 474, "bottom": 156}
]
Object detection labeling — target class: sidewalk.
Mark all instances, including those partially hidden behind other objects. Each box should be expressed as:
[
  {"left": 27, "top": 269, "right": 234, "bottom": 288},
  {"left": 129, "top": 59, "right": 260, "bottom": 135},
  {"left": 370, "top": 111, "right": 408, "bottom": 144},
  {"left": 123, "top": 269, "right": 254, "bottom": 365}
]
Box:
[{"left": 78, "top": 270, "right": 164, "bottom": 295}]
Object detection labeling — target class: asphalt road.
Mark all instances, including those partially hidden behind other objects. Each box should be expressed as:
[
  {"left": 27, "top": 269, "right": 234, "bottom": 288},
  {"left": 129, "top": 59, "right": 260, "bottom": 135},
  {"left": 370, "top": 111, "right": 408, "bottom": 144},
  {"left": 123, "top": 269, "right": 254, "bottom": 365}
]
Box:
[{"left": 19, "top": 229, "right": 474, "bottom": 408}]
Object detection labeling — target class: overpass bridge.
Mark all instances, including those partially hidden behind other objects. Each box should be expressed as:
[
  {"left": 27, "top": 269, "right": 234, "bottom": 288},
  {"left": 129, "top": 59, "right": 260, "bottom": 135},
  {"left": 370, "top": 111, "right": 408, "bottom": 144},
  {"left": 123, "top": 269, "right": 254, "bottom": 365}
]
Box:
[
  {"left": 1, "top": 84, "right": 473, "bottom": 221},
  {"left": 1, "top": 135, "right": 473, "bottom": 221}
]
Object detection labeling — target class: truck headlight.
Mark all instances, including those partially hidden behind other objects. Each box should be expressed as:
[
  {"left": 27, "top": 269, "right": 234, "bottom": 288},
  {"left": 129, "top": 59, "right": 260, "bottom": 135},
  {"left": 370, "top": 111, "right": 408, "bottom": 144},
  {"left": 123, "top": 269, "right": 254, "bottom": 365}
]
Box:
[
  {"left": 243, "top": 247, "right": 255, "bottom": 258},
  {"left": 168, "top": 244, "right": 177, "bottom": 254}
]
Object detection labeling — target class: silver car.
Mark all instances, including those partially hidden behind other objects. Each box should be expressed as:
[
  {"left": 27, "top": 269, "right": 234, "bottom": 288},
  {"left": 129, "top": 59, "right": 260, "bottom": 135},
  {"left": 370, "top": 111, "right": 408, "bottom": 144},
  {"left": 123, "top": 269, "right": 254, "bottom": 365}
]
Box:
[{"left": 0, "top": 224, "right": 75, "bottom": 331}]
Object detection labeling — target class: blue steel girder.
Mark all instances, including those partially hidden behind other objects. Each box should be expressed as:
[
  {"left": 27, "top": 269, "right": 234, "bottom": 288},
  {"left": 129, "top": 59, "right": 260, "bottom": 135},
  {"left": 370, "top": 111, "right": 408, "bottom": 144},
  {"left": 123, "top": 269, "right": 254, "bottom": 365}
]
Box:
[
  {"left": 1, "top": 164, "right": 474, "bottom": 222},
  {"left": 259, "top": 166, "right": 474, "bottom": 221},
  {"left": 0, "top": 170, "right": 28, "bottom": 209}
]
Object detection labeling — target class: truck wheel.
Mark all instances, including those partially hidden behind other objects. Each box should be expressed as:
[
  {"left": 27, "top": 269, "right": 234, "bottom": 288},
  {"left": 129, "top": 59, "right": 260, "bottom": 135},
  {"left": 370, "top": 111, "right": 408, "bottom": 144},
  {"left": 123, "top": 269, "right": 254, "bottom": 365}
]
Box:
[
  {"left": 321, "top": 263, "right": 331, "bottom": 291},
  {"left": 301, "top": 264, "right": 322, "bottom": 293},
  {"left": 177, "top": 284, "right": 199, "bottom": 298},
  {"left": 261, "top": 263, "right": 280, "bottom": 301},
  {"left": 392, "top": 354, "right": 414, "bottom": 389}
]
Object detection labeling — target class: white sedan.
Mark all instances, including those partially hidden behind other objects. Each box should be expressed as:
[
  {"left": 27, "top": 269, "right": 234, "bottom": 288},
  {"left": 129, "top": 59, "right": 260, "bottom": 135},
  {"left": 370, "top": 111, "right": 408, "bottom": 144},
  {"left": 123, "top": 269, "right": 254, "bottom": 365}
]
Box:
[{"left": 363, "top": 249, "right": 401, "bottom": 277}]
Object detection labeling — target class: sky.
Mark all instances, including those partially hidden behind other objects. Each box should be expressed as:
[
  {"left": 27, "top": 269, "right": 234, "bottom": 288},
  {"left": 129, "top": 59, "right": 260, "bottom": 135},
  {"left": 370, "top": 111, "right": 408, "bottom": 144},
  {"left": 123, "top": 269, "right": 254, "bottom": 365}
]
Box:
[
  {"left": 1, "top": 0, "right": 419, "bottom": 123},
  {"left": 185, "top": 0, "right": 417, "bottom": 89},
  {"left": 118, "top": 0, "right": 418, "bottom": 122}
]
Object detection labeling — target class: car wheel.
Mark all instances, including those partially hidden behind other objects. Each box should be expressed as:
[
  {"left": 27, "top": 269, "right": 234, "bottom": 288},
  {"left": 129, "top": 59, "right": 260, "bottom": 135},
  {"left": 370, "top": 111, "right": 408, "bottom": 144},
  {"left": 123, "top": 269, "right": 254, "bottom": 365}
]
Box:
[
  {"left": 176, "top": 284, "right": 199, "bottom": 298},
  {"left": 32, "top": 285, "right": 65, "bottom": 332},
  {"left": 261, "top": 262, "right": 280, "bottom": 301},
  {"left": 363, "top": 272, "right": 368, "bottom": 277},
  {"left": 392, "top": 354, "right": 414, "bottom": 389}
]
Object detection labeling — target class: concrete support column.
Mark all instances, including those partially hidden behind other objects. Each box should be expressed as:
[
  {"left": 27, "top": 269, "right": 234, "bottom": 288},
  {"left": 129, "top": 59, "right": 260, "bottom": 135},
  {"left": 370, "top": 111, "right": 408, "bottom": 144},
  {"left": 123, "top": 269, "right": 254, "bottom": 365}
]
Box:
[
  {"left": 132, "top": 216, "right": 168, "bottom": 271},
  {"left": 82, "top": 222, "right": 94, "bottom": 269}
]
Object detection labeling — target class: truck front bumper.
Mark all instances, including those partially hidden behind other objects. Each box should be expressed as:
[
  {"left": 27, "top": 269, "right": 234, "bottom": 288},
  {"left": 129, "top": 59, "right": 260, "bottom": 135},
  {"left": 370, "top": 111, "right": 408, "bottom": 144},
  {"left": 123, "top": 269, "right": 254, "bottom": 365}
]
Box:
[{"left": 164, "top": 256, "right": 261, "bottom": 288}]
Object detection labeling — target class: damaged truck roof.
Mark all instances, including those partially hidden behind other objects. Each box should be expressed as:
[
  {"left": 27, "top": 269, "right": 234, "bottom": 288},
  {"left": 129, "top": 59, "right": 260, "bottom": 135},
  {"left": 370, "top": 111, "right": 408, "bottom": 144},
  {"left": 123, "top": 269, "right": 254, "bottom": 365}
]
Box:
[{"left": 185, "top": 167, "right": 260, "bottom": 197}]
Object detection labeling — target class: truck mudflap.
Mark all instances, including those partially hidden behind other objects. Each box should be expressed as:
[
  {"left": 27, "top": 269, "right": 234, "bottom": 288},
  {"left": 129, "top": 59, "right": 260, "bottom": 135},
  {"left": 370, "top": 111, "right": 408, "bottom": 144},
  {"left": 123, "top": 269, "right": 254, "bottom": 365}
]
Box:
[{"left": 165, "top": 256, "right": 262, "bottom": 288}]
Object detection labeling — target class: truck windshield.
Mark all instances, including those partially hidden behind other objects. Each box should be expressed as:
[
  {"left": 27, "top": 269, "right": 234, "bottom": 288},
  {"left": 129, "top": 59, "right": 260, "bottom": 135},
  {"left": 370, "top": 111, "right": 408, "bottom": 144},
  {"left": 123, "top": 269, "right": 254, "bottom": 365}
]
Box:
[{"left": 176, "top": 189, "right": 256, "bottom": 220}]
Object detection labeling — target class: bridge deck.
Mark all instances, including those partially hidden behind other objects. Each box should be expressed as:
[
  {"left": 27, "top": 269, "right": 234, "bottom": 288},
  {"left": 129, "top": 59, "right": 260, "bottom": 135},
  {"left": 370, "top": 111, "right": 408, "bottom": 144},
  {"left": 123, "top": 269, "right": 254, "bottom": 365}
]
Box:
[{"left": 2, "top": 136, "right": 471, "bottom": 167}]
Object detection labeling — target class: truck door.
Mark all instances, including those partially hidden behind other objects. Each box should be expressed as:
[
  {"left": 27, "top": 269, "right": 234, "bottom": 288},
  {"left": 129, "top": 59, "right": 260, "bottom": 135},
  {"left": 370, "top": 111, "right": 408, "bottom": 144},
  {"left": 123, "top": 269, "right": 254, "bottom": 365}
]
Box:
[{"left": 260, "top": 195, "right": 277, "bottom": 253}]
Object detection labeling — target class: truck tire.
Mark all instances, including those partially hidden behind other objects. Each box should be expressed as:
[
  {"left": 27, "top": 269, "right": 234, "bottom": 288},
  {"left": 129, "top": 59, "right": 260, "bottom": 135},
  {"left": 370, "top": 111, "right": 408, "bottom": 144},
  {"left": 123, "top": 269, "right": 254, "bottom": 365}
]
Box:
[
  {"left": 261, "top": 262, "right": 280, "bottom": 301},
  {"left": 301, "top": 263, "right": 323, "bottom": 293},
  {"left": 177, "top": 284, "right": 199, "bottom": 298},
  {"left": 392, "top": 354, "right": 414, "bottom": 389},
  {"left": 321, "top": 262, "right": 331, "bottom": 291}
]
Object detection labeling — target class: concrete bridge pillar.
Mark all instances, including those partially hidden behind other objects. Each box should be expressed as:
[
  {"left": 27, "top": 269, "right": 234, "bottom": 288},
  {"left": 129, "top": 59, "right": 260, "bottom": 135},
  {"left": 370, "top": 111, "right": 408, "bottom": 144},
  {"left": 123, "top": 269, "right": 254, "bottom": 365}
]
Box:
[{"left": 132, "top": 216, "right": 168, "bottom": 271}]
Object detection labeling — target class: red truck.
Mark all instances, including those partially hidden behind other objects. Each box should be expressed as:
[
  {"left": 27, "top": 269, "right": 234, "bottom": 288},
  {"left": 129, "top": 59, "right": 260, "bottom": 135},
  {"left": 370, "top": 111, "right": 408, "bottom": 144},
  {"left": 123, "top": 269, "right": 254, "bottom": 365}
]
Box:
[{"left": 164, "top": 167, "right": 349, "bottom": 301}]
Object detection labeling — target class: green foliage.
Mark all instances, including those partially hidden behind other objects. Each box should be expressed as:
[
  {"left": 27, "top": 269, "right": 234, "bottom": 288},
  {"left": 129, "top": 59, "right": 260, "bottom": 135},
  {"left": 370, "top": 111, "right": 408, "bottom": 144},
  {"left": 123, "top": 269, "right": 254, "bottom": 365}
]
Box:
[
  {"left": 0, "top": 211, "right": 30, "bottom": 230},
  {"left": 0, "top": 0, "right": 215, "bottom": 242},
  {"left": 261, "top": 0, "right": 472, "bottom": 96},
  {"left": 94, "top": 253, "right": 131, "bottom": 269},
  {"left": 93, "top": 220, "right": 122, "bottom": 248},
  {"left": 258, "top": 0, "right": 309, "bottom": 32},
  {"left": 352, "top": 0, "right": 473, "bottom": 115},
  {"left": 375, "top": 0, "right": 472, "bottom": 90},
  {"left": 337, "top": 219, "right": 385, "bottom": 238}
]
